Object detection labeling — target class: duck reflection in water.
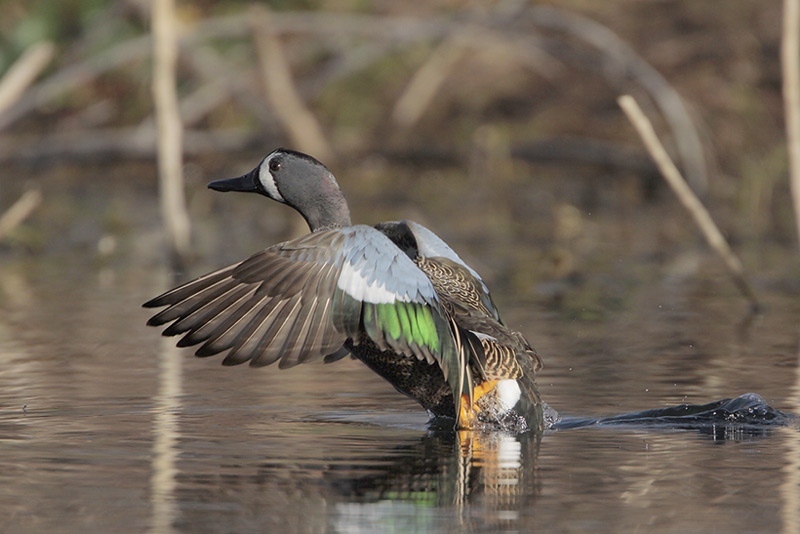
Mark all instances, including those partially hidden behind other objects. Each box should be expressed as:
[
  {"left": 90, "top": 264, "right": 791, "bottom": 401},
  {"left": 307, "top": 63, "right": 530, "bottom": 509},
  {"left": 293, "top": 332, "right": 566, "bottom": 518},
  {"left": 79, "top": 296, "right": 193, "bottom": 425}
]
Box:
[
  {"left": 167, "top": 426, "right": 543, "bottom": 532},
  {"left": 327, "top": 429, "right": 543, "bottom": 530}
]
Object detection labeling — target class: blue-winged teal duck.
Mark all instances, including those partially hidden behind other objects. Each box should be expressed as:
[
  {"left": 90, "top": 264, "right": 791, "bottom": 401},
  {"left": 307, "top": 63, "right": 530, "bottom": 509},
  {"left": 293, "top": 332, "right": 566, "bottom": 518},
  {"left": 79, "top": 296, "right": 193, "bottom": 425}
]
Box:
[{"left": 144, "top": 148, "right": 544, "bottom": 431}]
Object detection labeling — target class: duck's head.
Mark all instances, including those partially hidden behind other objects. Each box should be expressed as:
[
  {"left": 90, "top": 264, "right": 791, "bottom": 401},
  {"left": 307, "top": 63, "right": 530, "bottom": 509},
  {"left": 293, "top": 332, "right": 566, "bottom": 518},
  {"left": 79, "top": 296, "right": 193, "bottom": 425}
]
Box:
[{"left": 208, "top": 148, "right": 351, "bottom": 232}]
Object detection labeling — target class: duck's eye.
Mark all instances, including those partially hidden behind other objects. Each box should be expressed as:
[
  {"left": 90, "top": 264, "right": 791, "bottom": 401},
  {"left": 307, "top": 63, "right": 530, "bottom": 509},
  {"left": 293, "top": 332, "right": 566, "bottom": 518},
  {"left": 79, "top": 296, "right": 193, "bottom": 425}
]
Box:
[{"left": 269, "top": 159, "right": 281, "bottom": 172}]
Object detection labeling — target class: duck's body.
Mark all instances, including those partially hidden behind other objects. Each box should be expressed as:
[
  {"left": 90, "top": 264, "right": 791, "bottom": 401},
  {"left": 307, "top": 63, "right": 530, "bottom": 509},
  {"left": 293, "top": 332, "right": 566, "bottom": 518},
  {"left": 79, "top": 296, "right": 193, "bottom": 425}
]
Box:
[{"left": 144, "top": 149, "right": 543, "bottom": 431}]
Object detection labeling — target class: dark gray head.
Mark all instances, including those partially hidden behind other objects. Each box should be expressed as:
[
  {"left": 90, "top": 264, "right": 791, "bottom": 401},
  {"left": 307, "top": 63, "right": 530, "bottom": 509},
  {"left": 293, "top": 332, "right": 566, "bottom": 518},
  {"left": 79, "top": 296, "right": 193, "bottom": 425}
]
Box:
[{"left": 208, "top": 148, "right": 352, "bottom": 231}]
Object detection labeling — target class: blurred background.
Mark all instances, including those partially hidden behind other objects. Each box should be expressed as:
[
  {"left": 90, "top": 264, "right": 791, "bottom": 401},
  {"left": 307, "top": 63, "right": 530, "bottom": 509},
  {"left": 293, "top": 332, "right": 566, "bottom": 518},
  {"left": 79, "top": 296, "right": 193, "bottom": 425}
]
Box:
[
  {"left": 0, "top": 0, "right": 792, "bottom": 267},
  {"left": 1, "top": 2, "right": 800, "bottom": 532}
]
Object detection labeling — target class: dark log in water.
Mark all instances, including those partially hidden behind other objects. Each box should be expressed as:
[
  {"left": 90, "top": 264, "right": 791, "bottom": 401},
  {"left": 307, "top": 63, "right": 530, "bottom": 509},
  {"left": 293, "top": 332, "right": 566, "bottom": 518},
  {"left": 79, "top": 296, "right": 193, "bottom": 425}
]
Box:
[{"left": 553, "top": 393, "right": 793, "bottom": 438}]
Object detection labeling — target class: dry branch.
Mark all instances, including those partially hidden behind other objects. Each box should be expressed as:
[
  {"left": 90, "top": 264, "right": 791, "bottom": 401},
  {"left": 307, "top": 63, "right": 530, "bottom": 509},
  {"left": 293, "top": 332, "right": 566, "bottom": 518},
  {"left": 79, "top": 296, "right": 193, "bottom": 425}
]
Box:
[
  {"left": 139, "top": 80, "right": 232, "bottom": 130},
  {"left": 176, "top": 81, "right": 231, "bottom": 127},
  {"left": 511, "top": 138, "right": 657, "bottom": 176},
  {"left": 0, "top": 32, "right": 261, "bottom": 133},
  {"left": 783, "top": 0, "right": 800, "bottom": 250},
  {"left": 0, "top": 190, "right": 42, "bottom": 240},
  {"left": 392, "top": 38, "right": 466, "bottom": 129},
  {"left": 0, "top": 128, "right": 257, "bottom": 164},
  {"left": 152, "top": 0, "right": 191, "bottom": 266},
  {"left": 249, "top": 5, "right": 334, "bottom": 163},
  {"left": 181, "top": 43, "right": 277, "bottom": 128},
  {"left": 374, "top": 137, "right": 657, "bottom": 177},
  {"left": 391, "top": 24, "right": 564, "bottom": 132},
  {"left": 302, "top": 42, "right": 400, "bottom": 100},
  {"left": 0, "top": 42, "right": 55, "bottom": 117},
  {"left": 530, "top": 7, "right": 709, "bottom": 195},
  {"left": 194, "top": 12, "right": 449, "bottom": 43},
  {"left": 618, "top": 95, "right": 759, "bottom": 310},
  {"left": 0, "top": 36, "right": 150, "bottom": 132}
]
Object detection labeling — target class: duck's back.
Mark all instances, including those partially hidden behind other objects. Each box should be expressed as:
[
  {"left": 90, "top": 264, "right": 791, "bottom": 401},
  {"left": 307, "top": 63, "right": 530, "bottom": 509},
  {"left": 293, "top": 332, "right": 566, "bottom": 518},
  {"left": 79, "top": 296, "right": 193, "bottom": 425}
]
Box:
[{"left": 374, "top": 220, "right": 544, "bottom": 431}]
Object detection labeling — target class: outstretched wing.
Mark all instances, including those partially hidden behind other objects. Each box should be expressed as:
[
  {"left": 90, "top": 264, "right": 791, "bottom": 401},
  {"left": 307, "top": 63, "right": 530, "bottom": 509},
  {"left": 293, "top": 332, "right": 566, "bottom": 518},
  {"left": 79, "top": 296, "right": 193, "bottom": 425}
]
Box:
[{"left": 144, "top": 225, "right": 463, "bottom": 402}]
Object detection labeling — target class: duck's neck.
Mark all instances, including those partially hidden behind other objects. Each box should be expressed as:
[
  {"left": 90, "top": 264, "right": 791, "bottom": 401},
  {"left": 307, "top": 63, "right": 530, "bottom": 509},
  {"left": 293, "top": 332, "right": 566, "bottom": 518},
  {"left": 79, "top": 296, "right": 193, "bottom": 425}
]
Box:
[{"left": 302, "top": 187, "right": 352, "bottom": 232}]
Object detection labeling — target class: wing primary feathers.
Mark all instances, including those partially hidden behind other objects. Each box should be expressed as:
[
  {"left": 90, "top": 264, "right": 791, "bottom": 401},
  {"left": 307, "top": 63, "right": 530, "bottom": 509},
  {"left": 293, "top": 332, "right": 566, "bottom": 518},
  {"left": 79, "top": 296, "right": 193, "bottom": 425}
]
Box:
[
  {"left": 246, "top": 294, "right": 305, "bottom": 367},
  {"left": 146, "top": 274, "right": 239, "bottom": 326},
  {"left": 256, "top": 296, "right": 304, "bottom": 368},
  {"left": 294, "top": 261, "right": 345, "bottom": 363},
  {"left": 270, "top": 262, "right": 315, "bottom": 297},
  {"left": 296, "top": 299, "right": 330, "bottom": 364},
  {"left": 222, "top": 296, "right": 294, "bottom": 366},
  {"left": 283, "top": 297, "right": 320, "bottom": 364},
  {"left": 143, "top": 266, "right": 235, "bottom": 309},
  {"left": 203, "top": 292, "right": 275, "bottom": 360},
  {"left": 300, "top": 262, "right": 348, "bottom": 360},
  {"left": 174, "top": 285, "right": 254, "bottom": 344},
  {"left": 192, "top": 290, "right": 268, "bottom": 357},
  {"left": 165, "top": 283, "right": 252, "bottom": 337},
  {"left": 251, "top": 261, "right": 301, "bottom": 298},
  {"left": 274, "top": 297, "right": 318, "bottom": 368}
]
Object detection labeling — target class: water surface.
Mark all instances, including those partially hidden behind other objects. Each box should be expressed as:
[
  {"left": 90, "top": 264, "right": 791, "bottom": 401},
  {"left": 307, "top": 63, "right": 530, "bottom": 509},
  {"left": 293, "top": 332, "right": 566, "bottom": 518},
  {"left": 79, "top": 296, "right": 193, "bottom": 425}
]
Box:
[{"left": 1, "top": 170, "right": 799, "bottom": 533}]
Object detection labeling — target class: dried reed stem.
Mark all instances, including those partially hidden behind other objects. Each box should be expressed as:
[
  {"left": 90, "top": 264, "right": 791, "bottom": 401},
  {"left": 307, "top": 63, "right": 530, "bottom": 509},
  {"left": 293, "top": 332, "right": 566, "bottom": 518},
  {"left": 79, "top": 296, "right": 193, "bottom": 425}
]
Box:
[
  {"left": 531, "top": 7, "right": 709, "bottom": 194},
  {"left": 782, "top": 6, "right": 800, "bottom": 532},
  {"left": 152, "top": 0, "right": 191, "bottom": 267},
  {"left": 0, "top": 189, "right": 42, "bottom": 240},
  {"left": 0, "top": 42, "right": 54, "bottom": 117},
  {"left": 0, "top": 127, "right": 255, "bottom": 163},
  {"left": 618, "top": 95, "right": 760, "bottom": 310},
  {"left": 249, "top": 5, "right": 334, "bottom": 163},
  {"left": 392, "top": 37, "right": 464, "bottom": 129},
  {"left": 0, "top": 37, "right": 149, "bottom": 132},
  {"left": 783, "top": 0, "right": 800, "bottom": 250}
]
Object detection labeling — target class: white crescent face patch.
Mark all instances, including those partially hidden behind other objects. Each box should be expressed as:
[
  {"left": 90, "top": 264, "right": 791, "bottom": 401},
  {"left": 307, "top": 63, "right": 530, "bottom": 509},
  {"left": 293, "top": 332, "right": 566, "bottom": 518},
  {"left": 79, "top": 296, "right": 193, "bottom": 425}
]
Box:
[{"left": 258, "top": 155, "right": 286, "bottom": 203}]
